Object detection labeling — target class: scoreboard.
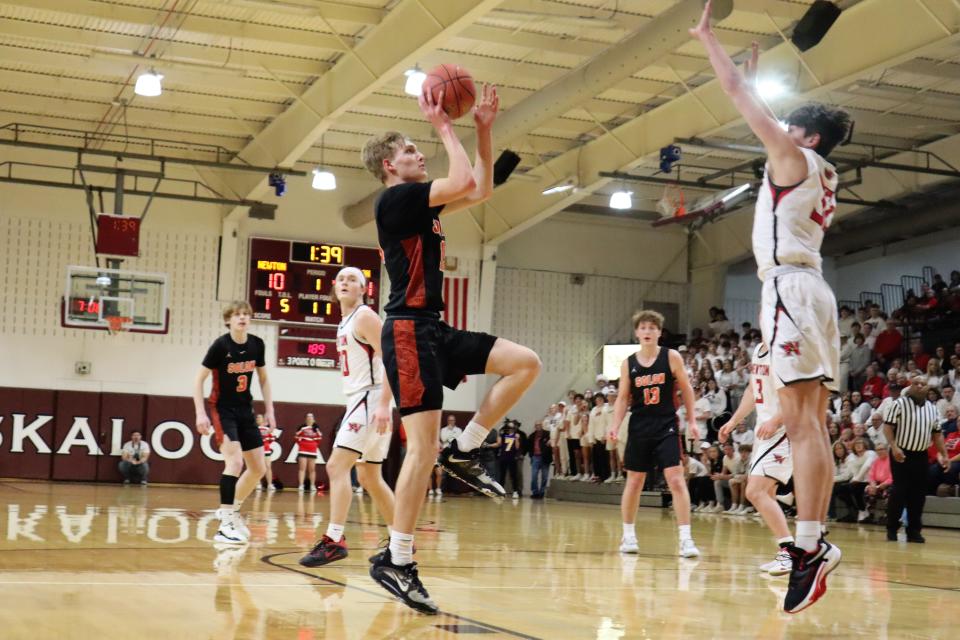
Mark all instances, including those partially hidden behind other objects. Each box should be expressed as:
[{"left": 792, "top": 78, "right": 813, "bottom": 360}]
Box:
[{"left": 247, "top": 237, "right": 381, "bottom": 326}]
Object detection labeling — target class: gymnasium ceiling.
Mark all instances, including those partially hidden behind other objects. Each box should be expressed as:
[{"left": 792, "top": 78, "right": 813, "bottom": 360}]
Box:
[{"left": 1, "top": 0, "right": 960, "bottom": 249}]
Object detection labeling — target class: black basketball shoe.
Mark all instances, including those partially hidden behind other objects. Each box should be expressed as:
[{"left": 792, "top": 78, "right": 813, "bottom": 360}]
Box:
[
  {"left": 369, "top": 549, "right": 439, "bottom": 615},
  {"left": 299, "top": 535, "right": 348, "bottom": 567},
  {"left": 783, "top": 539, "right": 842, "bottom": 614},
  {"left": 437, "top": 440, "right": 505, "bottom": 500}
]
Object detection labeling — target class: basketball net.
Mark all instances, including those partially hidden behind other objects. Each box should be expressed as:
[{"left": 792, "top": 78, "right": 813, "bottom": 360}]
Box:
[
  {"left": 656, "top": 183, "right": 686, "bottom": 218},
  {"left": 105, "top": 315, "right": 132, "bottom": 335}
]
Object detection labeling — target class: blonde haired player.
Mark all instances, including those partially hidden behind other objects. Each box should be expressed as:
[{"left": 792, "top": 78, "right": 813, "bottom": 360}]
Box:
[
  {"left": 719, "top": 342, "right": 794, "bottom": 576},
  {"left": 692, "top": 1, "right": 848, "bottom": 613},
  {"left": 609, "top": 310, "right": 700, "bottom": 558},
  {"left": 194, "top": 301, "right": 272, "bottom": 545},
  {"left": 299, "top": 267, "right": 397, "bottom": 567}
]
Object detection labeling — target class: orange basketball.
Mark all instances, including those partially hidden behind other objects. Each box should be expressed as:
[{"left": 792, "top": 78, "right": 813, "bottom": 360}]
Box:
[{"left": 423, "top": 64, "right": 476, "bottom": 120}]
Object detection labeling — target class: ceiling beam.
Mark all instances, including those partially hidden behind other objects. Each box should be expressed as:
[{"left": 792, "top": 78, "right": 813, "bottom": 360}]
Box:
[
  {"left": 200, "top": 0, "right": 386, "bottom": 25},
  {"left": 208, "top": 0, "right": 503, "bottom": 221},
  {"left": 0, "top": 45, "right": 311, "bottom": 97},
  {"left": 342, "top": 0, "right": 735, "bottom": 228},
  {"left": 0, "top": 0, "right": 357, "bottom": 51},
  {"left": 0, "top": 19, "right": 332, "bottom": 78},
  {"left": 469, "top": 0, "right": 960, "bottom": 246}
]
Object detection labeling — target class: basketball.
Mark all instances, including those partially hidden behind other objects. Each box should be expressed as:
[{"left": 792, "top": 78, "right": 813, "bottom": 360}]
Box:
[{"left": 423, "top": 64, "right": 476, "bottom": 120}]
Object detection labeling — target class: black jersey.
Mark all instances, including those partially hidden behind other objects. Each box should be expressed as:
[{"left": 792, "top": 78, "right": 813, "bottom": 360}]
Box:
[
  {"left": 375, "top": 181, "right": 446, "bottom": 316},
  {"left": 202, "top": 333, "right": 266, "bottom": 407},
  {"left": 627, "top": 348, "right": 677, "bottom": 431}
]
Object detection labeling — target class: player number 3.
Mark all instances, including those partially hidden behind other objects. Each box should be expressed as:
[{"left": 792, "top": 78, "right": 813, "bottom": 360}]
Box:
[{"left": 236, "top": 375, "right": 248, "bottom": 393}]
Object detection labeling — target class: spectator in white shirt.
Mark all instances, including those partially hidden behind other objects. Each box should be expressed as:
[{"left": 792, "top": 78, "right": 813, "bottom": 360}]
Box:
[
  {"left": 704, "top": 379, "right": 729, "bottom": 437},
  {"left": 850, "top": 391, "right": 872, "bottom": 426},
  {"left": 119, "top": 432, "right": 150, "bottom": 485},
  {"left": 833, "top": 438, "right": 877, "bottom": 522},
  {"left": 861, "top": 323, "right": 877, "bottom": 351},
  {"left": 731, "top": 422, "right": 756, "bottom": 448},
  {"left": 936, "top": 385, "right": 960, "bottom": 419},
  {"left": 717, "top": 360, "right": 745, "bottom": 413},
  {"left": 867, "top": 411, "right": 889, "bottom": 448},
  {"left": 838, "top": 305, "right": 856, "bottom": 337}
]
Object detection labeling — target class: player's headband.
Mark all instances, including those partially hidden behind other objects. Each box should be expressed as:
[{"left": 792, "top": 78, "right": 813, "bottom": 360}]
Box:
[{"left": 336, "top": 267, "right": 366, "bottom": 287}]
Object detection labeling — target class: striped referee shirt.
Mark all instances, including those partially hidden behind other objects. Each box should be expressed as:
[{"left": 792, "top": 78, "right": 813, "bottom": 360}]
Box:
[{"left": 883, "top": 395, "right": 941, "bottom": 452}]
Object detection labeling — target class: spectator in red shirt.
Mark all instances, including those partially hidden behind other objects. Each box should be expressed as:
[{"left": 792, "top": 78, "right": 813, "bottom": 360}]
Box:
[
  {"left": 928, "top": 422, "right": 960, "bottom": 495},
  {"left": 873, "top": 319, "right": 903, "bottom": 364},
  {"left": 910, "top": 339, "right": 931, "bottom": 371},
  {"left": 295, "top": 414, "right": 323, "bottom": 492},
  {"left": 862, "top": 365, "right": 885, "bottom": 400}
]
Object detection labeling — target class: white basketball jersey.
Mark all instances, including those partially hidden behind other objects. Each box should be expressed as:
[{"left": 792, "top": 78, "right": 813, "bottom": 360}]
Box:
[
  {"left": 752, "top": 147, "right": 838, "bottom": 280},
  {"left": 337, "top": 305, "right": 382, "bottom": 395},
  {"left": 749, "top": 344, "right": 785, "bottom": 443}
]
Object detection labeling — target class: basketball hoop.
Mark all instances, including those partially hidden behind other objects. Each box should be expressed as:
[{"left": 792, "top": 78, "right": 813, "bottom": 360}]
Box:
[
  {"left": 105, "top": 315, "right": 132, "bottom": 335},
  {"left": 656, "top": 183, "right": 686, "bottom": 218}
]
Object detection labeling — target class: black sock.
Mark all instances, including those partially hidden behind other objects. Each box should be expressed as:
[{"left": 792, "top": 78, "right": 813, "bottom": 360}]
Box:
[{"left": 220, "top": 474, "right": 239, "bottom": 506}]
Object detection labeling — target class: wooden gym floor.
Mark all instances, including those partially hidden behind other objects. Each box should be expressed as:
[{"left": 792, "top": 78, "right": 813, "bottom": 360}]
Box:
[{"left": 0, "top": 480, "right": 955, "bottom": 639}]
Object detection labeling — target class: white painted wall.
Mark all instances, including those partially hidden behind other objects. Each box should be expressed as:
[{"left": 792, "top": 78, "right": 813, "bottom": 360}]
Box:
[
  {"left": 496, "top": 212, "right": 688, "bottom": 283},
  {"left": 0, "top": 171, "right": 484, "bottom": 409},
  {"left": 723, "top": 227, "right": 960, "bottom": 328},
  {"left": 831, "top": 227, "right": 960, "bottom": 302}
]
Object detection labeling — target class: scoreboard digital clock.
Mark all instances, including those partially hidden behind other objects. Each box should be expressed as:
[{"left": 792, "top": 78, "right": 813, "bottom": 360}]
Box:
[{"left": 248, "top": 237, "right": 381, "bottom": 326}]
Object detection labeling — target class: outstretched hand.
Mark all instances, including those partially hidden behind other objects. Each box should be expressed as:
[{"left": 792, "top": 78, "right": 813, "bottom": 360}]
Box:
[
  {"left": 419, "top": 85, "right": 452, "bottom": 130},
  {"left": 689, "top": 0, "right": 714, "bottom": 39},
  {"left": 473, "top": 83, "right": 500, "bottom": 129}
]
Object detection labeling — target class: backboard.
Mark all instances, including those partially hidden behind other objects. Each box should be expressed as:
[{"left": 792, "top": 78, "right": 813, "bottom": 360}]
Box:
[{"left": 62, "top": 265, "right": 169, "bottom": 334}]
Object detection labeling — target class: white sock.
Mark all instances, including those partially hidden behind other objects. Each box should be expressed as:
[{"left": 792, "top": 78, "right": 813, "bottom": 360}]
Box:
[
  {"left": 218, "top": 504, "right": 235, "bottom": 517},
  {"left": 820, "top": 523, "right": 828, "bottom": 536},
  {"left": 678, "top": 524, "right": 692, "bottom": 542},
  {"left": 622, "top": 522, "right": 636, "bottom": 540},
  {"left": 325, "top": 523, "right": 345, "bottom": 542},
  {"left": 456, "top": 421, "right": 489, "bottom": 452},
  {"left": 389, "top": 531, "right": 415, "bottom": 565},
  {"left": 777, "top": 536, "right": 795, "bottom": 547},
  {"left": 796, "top": 521, "right": 820, "bottom": 552}
]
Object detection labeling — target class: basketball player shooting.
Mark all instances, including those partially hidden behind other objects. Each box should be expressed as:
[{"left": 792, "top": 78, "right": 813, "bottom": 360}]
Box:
[
  {"left": 299, "top": 267, "right": 397, "bottom": 568},
  {"left": 361, "top": 83, "right": 541, "bottom": 614},
  {"left": 719, "top": 341, "right": 794, "bottom": 577},
  {"left": 691, "top": 0, "right": 850, "bottom": 613},
  {"left": 608, "top": 310, "right": 700, "bottom": 559},
  {"left": 193, "top": 301, "right": 272, "bottom": 546}
]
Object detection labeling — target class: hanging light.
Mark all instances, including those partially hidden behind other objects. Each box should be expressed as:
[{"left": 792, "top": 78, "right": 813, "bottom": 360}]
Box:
[
  {"left": 609, "top": 190, "right": 633, "bottom": 210},
  {"left": 134, "top": 68, "right": 163, "bottom": 97},
  {"left": 404, "top": 66, "right": 426, "bottom": 96},
  {"left": 312, "top": 168, "right": 337, "bottom": 190},
  {"left": 757, "top": 78, "right": 787, "bottom": 101},
  {"left": 312, "top": 134, "right": 337, "bottom": 190}
]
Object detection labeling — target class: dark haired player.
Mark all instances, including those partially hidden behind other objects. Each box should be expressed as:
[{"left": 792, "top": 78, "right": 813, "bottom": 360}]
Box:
[
  {"left": 193, "top": 301, "right": 272, "bottom": 545},
  {"left": 360, "top": 85, "right": 541, "bottom": 613},
  {"left": 608, "top": 310, "right": 700, "bottom": 559},
  {"left": 691, "top": 0, "right": 850, "bottom": 613}
]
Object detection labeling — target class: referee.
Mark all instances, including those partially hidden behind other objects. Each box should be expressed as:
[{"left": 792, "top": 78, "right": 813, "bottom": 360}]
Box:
[{"left": 882, "top": 375, "right": 950, "bottom": 543}]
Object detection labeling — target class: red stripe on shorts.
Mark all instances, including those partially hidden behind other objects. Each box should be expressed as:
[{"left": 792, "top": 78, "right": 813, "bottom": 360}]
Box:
[
  {"left": 209, "top": 404, "right": 224, "bottom": 447},
  {"left": 393, "top": 319, "right": 425, "bottom": 409},
  {"left": 401, "top": 236, "right": 426, "bottom": 308}
]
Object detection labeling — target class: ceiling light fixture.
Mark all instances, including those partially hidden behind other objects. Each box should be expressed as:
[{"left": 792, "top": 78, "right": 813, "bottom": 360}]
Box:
[
  {"left": 312, "top": 168, "right": 336, "bottom": 190},
  {"left": 134, "top": 68, "right": 163, "bottom": 97},
  {"left": 609, "top": 190, "right": 633, "bottom": 210},
  {"left": 757, "top": 78, "right": 787, "bottom": 101},
  {"left": 404, "top": 66, "right": 426, "bottom": 96}
]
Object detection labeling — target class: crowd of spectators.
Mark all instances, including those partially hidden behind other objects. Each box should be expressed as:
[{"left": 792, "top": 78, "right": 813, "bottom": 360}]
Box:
[{"left": 516, "top": 283, "right": 960, "bottom": 521}]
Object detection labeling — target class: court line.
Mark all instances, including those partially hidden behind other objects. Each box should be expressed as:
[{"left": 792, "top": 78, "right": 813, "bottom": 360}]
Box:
[
  {"left": 0, "top": 580, "right": 333, "bottom": 587},
  {"left": 261, "top": 552, "right": 543, "bottom": 640}
]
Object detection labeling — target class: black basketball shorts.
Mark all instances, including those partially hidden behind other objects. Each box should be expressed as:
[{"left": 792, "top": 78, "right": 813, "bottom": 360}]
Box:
[
  {"left": 210, "top": 404, "right": 263, "bottom": 451},
  {"left": 382, "top": 316, "right": 497, "bottom": 417},
  {"left": 623, "top": 428, "right": 682, "bottom": 473}
]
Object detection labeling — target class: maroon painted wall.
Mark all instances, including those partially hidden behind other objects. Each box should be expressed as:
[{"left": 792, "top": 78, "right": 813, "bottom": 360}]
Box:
[{"left": 0, "top": 386, "right": 474, "bottom": 488}]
